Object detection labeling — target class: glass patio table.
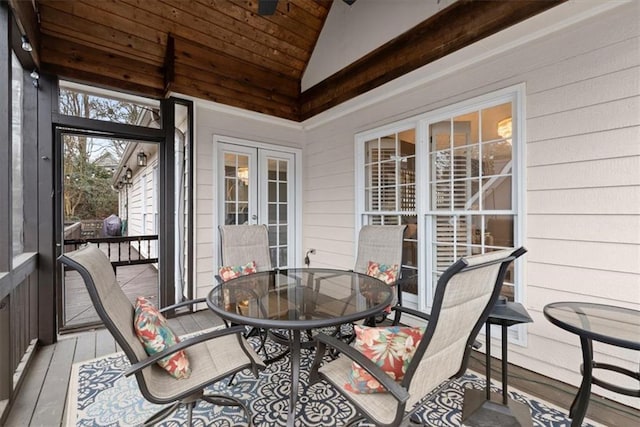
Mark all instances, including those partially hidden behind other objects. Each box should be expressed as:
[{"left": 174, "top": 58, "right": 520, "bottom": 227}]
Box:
[
  {"left": 206, "top": 268, "right": 393, "bottom": 427},
  {"left": 543, "top": 302, "right": 640, "bottom": 427}
]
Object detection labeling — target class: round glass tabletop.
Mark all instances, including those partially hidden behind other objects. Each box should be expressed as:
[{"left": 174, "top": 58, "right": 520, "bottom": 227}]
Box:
[
  {"left": 543, "top": 301, "right": 640, "bottom": 350},
  {"left": 207, "top": 268, "right": 393, "bottom": 330}
]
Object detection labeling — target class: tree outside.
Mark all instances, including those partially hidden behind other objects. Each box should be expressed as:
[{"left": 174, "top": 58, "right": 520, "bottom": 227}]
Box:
[{"left": 59, "top": 87, "right": 147, "bottom": 222}]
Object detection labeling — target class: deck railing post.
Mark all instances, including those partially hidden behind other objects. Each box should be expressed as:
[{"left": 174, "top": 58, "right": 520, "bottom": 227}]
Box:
[{"left": 0, "top": 296, "right": 11, "bottom": 400}]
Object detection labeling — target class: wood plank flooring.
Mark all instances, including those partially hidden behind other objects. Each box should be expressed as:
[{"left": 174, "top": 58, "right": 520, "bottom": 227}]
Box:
[
  {"left": 62, "top": 248, "right": 158, "bottom": 329},
  {"left": 3, "top": 310, "right": 224, "bottom": 427},
  {"left": 4, "top": 312, "right": 639, "bottom": 426}
]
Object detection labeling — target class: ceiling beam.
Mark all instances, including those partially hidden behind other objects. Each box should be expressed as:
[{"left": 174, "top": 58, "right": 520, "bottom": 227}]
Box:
[{"left": 299, "top": 0, "right": 567, "bottom": 120}]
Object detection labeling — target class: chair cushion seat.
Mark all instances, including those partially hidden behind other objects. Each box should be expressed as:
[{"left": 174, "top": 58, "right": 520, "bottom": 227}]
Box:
[{"left": 141, "top": 332, "right": 266, "bottom": 403}]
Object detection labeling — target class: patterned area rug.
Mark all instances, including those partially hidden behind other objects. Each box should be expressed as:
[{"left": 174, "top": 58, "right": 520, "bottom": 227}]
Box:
[{"left": 67, "top": 333, "right": 594, "bottom": 427}]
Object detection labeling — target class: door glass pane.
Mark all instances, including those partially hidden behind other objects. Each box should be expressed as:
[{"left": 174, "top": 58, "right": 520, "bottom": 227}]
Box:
[
  {"left": 268, "top": 182, "right": 277, "bottom": 202},
  {"left": 266, "top": 156, "right": 289, "bottom": 269},
  {"left": 279, "top": 183, "right": 287, "bottom": 202},
  {"left": 268, "top": 159, "right": 277, "bottom": 179},
  {"left": 224, "top": 153, "right": 250, "bottom": 225}
]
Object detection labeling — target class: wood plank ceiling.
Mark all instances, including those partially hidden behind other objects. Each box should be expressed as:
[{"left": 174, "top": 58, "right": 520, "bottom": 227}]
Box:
[{"left": 12, "top": 0, "right": 566, "bottom": 122}]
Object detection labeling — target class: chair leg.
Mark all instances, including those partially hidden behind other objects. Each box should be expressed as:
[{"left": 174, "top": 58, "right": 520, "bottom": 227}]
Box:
[
  {"left": 186, "top": 401, "right": 196, "bottom": 426},
  {"left": 202, "top": 394, "right": 253, "bottom": 427},
  {"left": 345, "top": 415, "right": 367, "bottom": 426},
  {"left": 143, "top": 402, "right": 181, "bottom": 426}
]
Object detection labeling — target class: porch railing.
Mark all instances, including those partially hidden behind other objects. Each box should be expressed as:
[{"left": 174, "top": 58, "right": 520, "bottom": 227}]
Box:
[
  {"left": 63, "top": 235, "right": 159, "bottom": 270},
  {"left": 0, "top": 253, "right": 38, "bottom": 420}
]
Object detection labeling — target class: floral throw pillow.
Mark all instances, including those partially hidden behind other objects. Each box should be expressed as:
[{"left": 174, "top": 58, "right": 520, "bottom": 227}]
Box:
[
  {"left": 133, "top": 296, "right": 191, "bottom": 379},
  {"left": 345, "top": 325, "right": 425, "bottom": 394},
  {"left": 218, "top": 260, "right": 257, "bottom": 282},
  {"left": 366, "top": 261, "right": 399, "bottom": 285},
  {"left": 366, "top": 261, "right": 399, "bottom": 312}
]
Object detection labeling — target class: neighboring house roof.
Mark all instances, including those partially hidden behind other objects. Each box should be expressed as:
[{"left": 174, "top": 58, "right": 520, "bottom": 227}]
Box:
[{"left": 94, "top": 151, "right": 118, "bottom": 171}]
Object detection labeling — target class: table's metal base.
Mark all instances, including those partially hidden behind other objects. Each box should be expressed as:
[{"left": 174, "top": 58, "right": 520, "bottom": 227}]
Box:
[{"left": 462, "top": 389, "right": 533, "bottom": 427}]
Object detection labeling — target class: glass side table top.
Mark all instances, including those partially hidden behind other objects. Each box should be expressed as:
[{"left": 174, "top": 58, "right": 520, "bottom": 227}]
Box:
[
  {"left": 543, "top": 301, "right": 640, "bottom": 350},
  {"left": 207, "top": 268, "right": 393, "bottom": 330}
]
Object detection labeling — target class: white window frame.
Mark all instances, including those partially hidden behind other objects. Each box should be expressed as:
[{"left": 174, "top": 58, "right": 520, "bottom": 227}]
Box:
[
  {"left": 355, "top": 118, "right": 420, "bottom": 307},
  {"left": 355, "top": 84, "right": 527, "bottom": 345}
]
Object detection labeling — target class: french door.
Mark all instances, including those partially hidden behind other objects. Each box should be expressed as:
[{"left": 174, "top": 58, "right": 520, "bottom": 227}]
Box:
[{"left": 217, "top": 141, "right": 298, "bottom": 269}]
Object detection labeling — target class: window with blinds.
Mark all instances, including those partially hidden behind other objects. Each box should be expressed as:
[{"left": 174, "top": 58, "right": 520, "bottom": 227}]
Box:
[
  {"left": 427, "top": 102, "right": 516, "bottom": 300},
  {"left": 363, "top": 129, "right": 418, "bottom": 295}
]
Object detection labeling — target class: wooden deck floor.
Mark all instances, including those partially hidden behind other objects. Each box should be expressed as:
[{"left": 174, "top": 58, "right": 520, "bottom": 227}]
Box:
[
  {"left": 3, "top": 310, "right": 224, "bottom": 427},
  {"left": 62, "top": 244, "right": 159, "bottom": 329},
  {"left": 4, "top": 312, "right": 639, "bottom": 426}
]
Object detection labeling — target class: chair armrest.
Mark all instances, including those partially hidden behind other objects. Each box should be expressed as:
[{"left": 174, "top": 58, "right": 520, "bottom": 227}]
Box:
[
  {"left": 159, "top": 297, "right": 207, "bottom": 313},
  {"left": 312, "top": 333, "right": 410, "bottom": 404},
  {"left": 124, "top": 325, "right": 246, "bottom": 377},
  {"left": 390, "top": 305, "right": 431, "bottom": 325}
]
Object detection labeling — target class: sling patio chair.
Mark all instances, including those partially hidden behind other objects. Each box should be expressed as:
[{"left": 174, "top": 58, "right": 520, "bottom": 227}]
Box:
[
  {"left": 353, "top": 224, "right": 407, "bottom": 324},
  {"left": 307, "top": 225, "right": 407, "bottom": 347},
  {"left": 59, "top": 244, "right": 265, "bottom": 426},
  {"left": 309, "top": 247, "right": 526, "bottom": 427},
  {"left": 217, "top": 224, "right": 288, "bottom": 360},
  {"left": 218, "top": 224, "right": 273, "bottom": 280}
]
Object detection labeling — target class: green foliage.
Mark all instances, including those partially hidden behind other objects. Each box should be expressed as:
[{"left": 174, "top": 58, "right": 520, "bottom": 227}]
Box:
[
  {"left": 65, "top": 160, "right": 117, "bottom": 219},
  {"left": 60, "top": 88, "right": 147, "bottom": 220}
]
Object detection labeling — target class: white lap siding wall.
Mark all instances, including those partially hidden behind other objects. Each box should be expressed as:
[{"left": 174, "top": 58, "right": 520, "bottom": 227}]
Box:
[{"left": 301, "top": 1, "right": 639, "bottom": 407}]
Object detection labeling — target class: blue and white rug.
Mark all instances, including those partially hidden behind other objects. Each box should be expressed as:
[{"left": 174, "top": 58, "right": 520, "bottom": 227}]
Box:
[{"left": 67, "top": 333, "right": 596, "bottom": 427}]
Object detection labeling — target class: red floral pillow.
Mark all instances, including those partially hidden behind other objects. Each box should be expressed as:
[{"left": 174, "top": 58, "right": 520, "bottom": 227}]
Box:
[
  {"left": 133, "top": 297, "right": 191, "bottom": 379},
  {"left": 345, "top": 325, "right": 424, "bottom": 394},
  {"left": 218, "top": 260, "right": 257, "bottom": 282},
  {"left": 367, "top": 261, "right": 399, "bottom": 285},
  {"left": 366, "top": 261, "right": 399, "bottom": 312}
]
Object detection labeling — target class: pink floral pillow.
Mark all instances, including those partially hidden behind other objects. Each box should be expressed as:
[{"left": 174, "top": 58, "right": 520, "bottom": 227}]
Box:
[
  {"left": 345, "top": 325, "right": 424, "bottom": 394},
  {"left": 218, "top": 260, "right": 257, "bottom": 282},
  {"left": 133, "top": 297, "right": 191, "bottom": 379},
  {"left": 367, "top": 261, "right": 399, "bottom": 285},
  {"left": 366, "top": 261, "right": 399, "bottom": 312}
]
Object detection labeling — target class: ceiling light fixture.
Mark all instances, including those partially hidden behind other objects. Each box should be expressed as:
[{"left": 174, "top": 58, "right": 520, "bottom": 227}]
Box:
[
  {"left": 497, "top": 117, "right": 512, "bottom": 143},
  {"left": 21, "top": 35, "right": 32, "bottom": 52}
]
